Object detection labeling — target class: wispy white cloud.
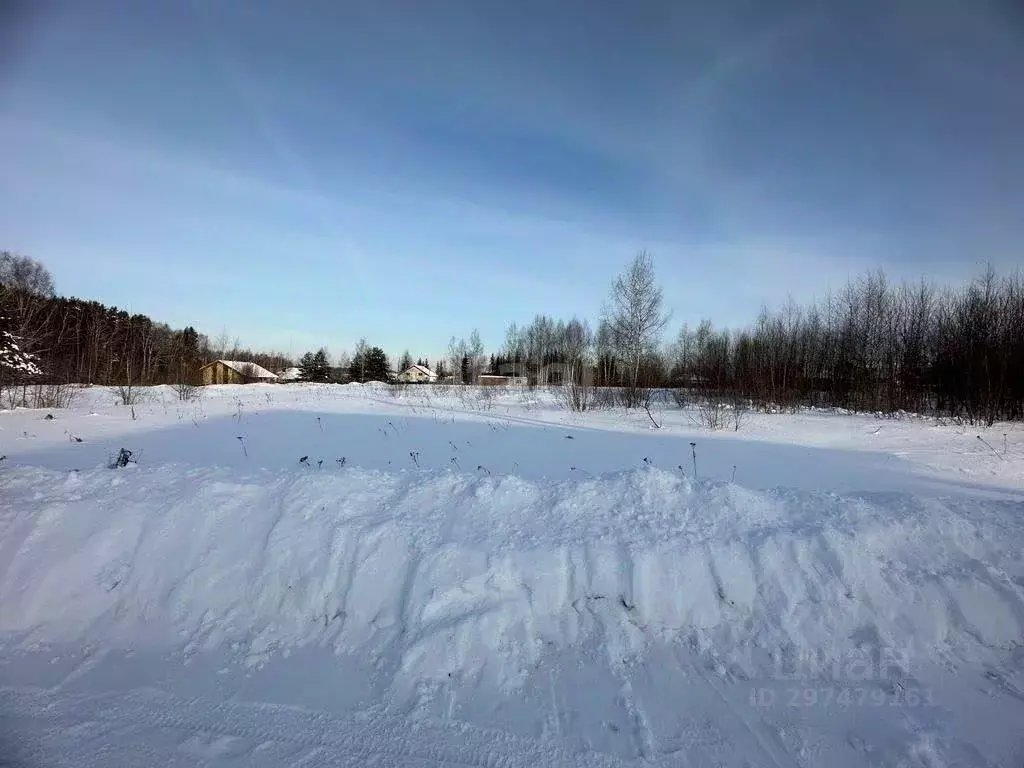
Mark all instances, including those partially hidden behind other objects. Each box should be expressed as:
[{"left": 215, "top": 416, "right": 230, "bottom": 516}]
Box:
[{"left": 3, "top": 0, "right": 1022, "bottom": 356}]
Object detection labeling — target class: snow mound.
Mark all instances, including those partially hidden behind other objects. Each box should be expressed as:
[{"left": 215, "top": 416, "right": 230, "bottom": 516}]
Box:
[
  {"left": 3, "top": 465, "right": 1021, "bottom": 688},
  {"left": 4, "top": 385, "right": 1024, "bottom": 764}
]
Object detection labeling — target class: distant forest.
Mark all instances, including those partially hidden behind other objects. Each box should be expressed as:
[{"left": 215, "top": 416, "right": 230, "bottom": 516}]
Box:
[
  {"left": 0, "top": 252, "right": 291, "bottom": 396},
  {"left": 2, "top": 250, "right": 1023, "bottom": 424},
  {"left": 469, "top": 257, "right": 1024, "bottom": 426}
]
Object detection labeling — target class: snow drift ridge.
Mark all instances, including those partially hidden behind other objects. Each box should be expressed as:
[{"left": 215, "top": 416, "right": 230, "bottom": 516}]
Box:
[{"left": 2, "top": 465, "right": 1022, "bottom": 696}]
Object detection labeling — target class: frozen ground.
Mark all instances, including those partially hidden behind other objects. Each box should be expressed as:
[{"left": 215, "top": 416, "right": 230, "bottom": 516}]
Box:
[{"left": 2, "top": 383, "right": 1023, "bottom": 767}]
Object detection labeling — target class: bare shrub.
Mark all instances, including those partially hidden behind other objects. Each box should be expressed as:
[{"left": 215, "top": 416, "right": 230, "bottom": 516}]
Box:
[
  {"left": 33, "top": 383, "right": 78, "bottom": 409},
  {"left": 516, "top": 387, "right": 539, "bottom": 411},
  {"left": 174, "top": 381, "right": 201, "bottom": 402},
  {"left": 3, "top": 384, "right": 24, "bottom": 410},
  {"left": 3, "top": 382, "right": 78, "bottom": 409},
  {"left": 670, "top": 388, "right": 688, "bottom": 408},
  {"left": 615, "top": 384, "right": 659, "bottom": 410},
  {"left": 559, "top": 380, "right": 594, "bottom": 412},
  {"left": 451, "top": 384, "right": 494, "bottom": 411},
  {"left": 475, "top": 385, "right": 496, "bottom": 410},
  {"left": 636, "top": 386, "right": 665, "bottom": 428},
  {"left": 695, "top": 394, "right": 727, "bottom": 430},
  {"left": 455, "top": 386, "right": 473, "bottom": 407},
  {"left": 591, "top": 386, "right": 617, "bottom": 409},
  {"left": 730, "top": 394, "right": 750, "bottom": 432},
  {"left": 613, "top": 387, "right": 630, "bottom": 408},
  {"left": 113, "top": 383, "right": 144, "bottom": 406}
]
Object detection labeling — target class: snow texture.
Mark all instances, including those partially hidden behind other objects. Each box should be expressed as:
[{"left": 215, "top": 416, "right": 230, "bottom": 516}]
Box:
[{"left": 1, "top": 383, "right": 1023, "bottom": 766}]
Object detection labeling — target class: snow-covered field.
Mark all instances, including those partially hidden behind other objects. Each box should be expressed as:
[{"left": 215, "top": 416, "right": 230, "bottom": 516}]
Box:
[{"left": 2, "top": 383, "right": 1023, "bottom": 767}]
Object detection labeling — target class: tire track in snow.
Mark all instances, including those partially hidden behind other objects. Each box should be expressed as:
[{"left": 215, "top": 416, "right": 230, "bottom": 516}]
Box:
[
  {"left": 0, "top": 685, "right": 628, "bottom": 768},
  {"left": 665, "top": 646, "right": 801, "bottom": 768}
]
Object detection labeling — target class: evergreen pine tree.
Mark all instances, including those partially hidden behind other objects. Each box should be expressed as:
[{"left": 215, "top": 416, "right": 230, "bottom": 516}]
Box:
[
  {"left": 363, "top": 346, "right": 390, "bottom": 382},
  {"left": 297, "top": 351, "right": 316, "bottom": 381},
  {"left": 348, "top": 351, "right": 364, "bottom": 383},
  {"left": 0, "top": 313, "right": 43, "bottom": 380},
  {"left": 348, "top": 345, "right": 388, "bottom": 382},
  {"left": 310, "top": 348, "right": 330, "bottom": 382},
  {"left": 399, "top": 349, "right": 413, "bottom": 373}
]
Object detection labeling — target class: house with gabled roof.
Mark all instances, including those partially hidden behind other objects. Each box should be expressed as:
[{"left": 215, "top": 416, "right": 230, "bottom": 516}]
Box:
[
  {"left": 200, "top": 360, "right": 279, "bottom": 385},
  {"left": 395, "top": 364, "right": 437, "bottom": 384}
]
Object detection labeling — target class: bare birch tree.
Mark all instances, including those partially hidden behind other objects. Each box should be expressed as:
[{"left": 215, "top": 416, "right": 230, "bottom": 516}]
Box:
[
  {"left": 503, "top": 322, "right": 520, "bottom": 379},
  {"left": 604, "top": 251, "right": 671, "bottom": 406},
  {"left": 467, "top": 329, "right": 485, "bottom": 383}
]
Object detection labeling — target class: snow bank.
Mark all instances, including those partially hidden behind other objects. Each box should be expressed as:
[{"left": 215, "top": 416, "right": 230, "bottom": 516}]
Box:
[
  {"left": 3, "top": 464, "right": 1022, "bottom": 694},
  {"left": 4, "top": 384, "right": 1024, "bottom": 765}
]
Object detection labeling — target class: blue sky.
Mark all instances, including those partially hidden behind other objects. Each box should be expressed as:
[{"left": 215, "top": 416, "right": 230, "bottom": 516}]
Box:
[{"left": 1, "top": 0, "right": 1022, "bottom": 362}]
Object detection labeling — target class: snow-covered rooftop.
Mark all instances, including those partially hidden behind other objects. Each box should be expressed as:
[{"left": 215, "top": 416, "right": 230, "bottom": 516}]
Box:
[
  {"left": 404, "top": 364, "right": 437, "bottom": 377},
  {"left": 208, "top": 360, "right": 279, "bottom": 380}
]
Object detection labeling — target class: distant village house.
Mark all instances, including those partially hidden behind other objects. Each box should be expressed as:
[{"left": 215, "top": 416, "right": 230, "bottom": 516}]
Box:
[
  {"left": 200, "top": 360, "right": 279, "bottom": 385},
  {"left": 396, "top": 364, "right": 437, "bottom": 384}
]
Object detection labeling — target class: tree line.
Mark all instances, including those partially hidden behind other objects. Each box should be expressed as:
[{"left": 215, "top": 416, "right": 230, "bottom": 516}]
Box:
[
  {"left": 294, "top": 343, "right": 394, "bottom": 383},
  {"left": 669, "top": 267, "right": 1024, "bottom": 425},
  {"left": 488, "top": 255, "right": 1024, "bottom": 424},
  {"left": 4, "top": 248, "right": 1023, "bottom": 424},
  {"left": 0, "top": 252, "right": 291, "bottom": 396}
]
